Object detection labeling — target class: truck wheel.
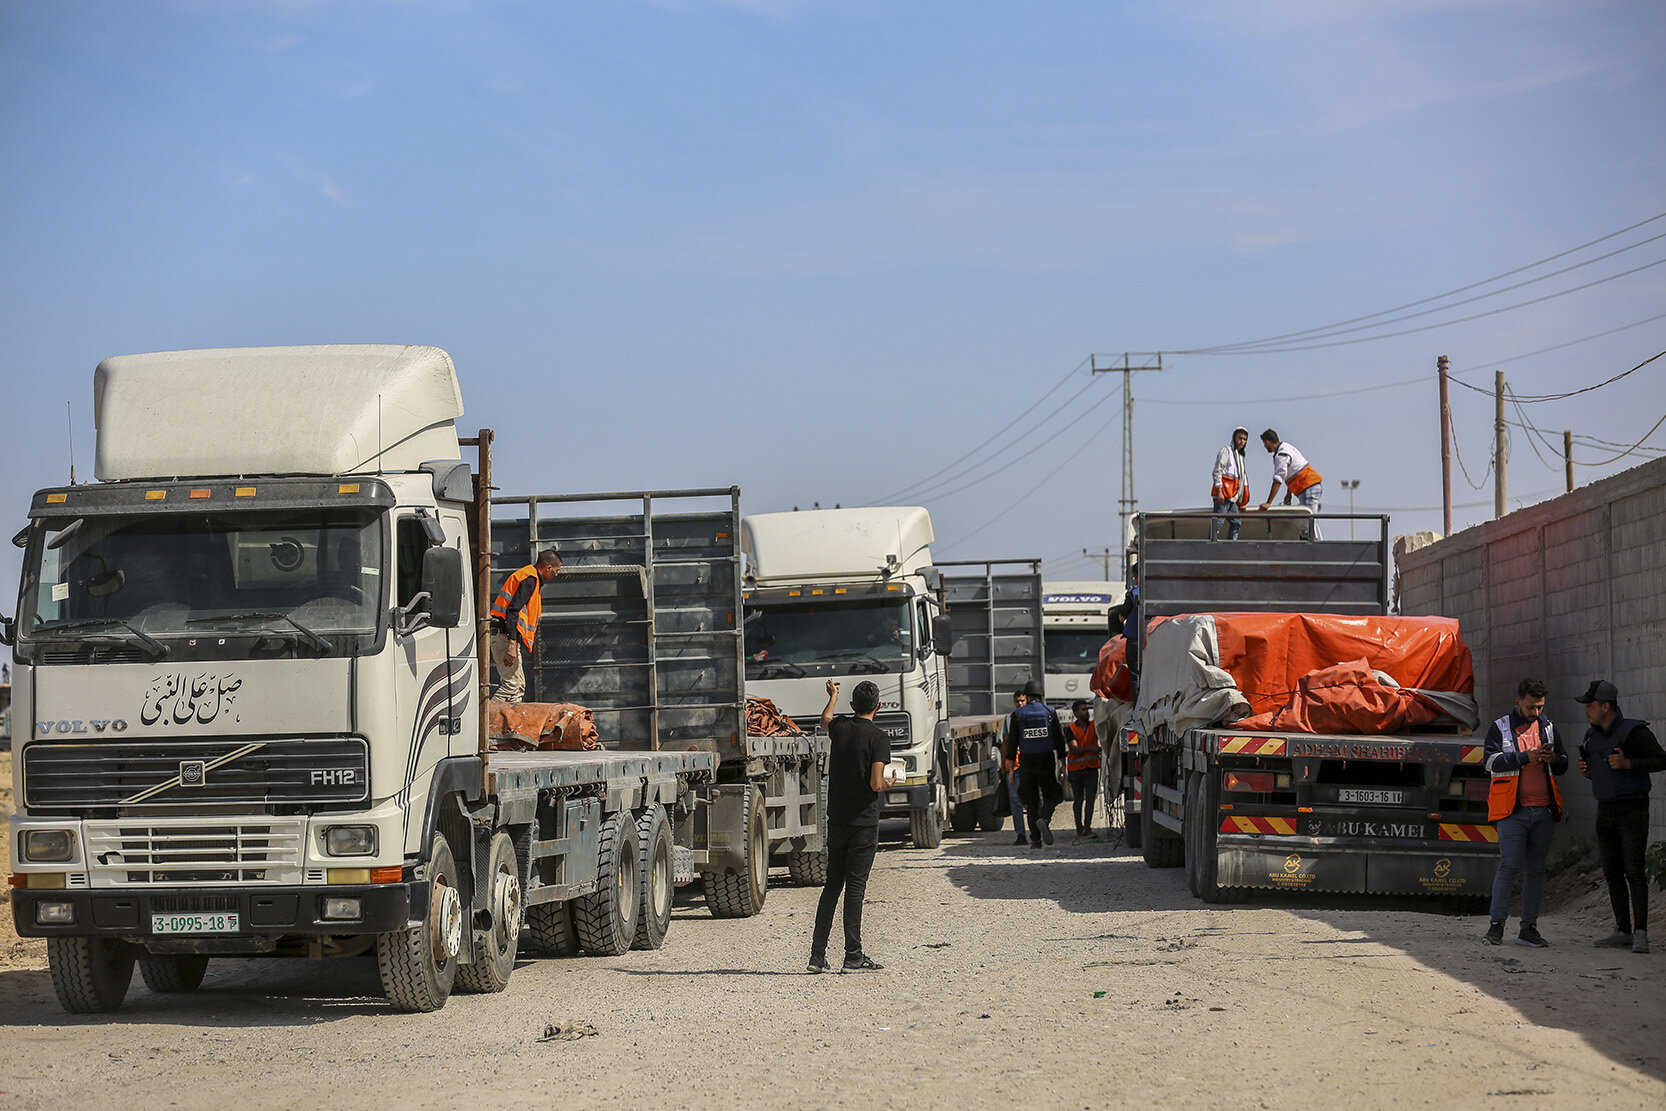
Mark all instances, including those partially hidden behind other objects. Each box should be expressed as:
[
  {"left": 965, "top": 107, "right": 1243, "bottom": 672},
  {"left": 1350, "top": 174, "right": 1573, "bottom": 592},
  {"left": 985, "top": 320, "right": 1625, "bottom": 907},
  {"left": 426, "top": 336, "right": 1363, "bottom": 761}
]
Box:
[
  {"left": 456, "top": 831, "right": 521, "bottom": 993},
  {"left": 1123, "top": 759, "right": 1143, "bottom": 849},
  {"left": 703, "top": 785, "right": 768, "bottom": 918},
  {"left": 949, "top": 799, "right": 979, "bottom": 834},
  {"left": 524, "top": 899, "right": 578, "bottom": 958},
  {"left": 48, "top": 937, "right": 135, "bottom": 1014},
  {"left": 975, "top": 791, "right": 1004, "bottom": 833},
  {"left": 1141, "top": 750, "right": 1184, "bottom": 869},
  {"left": 632, "top": 805, "right": 675, "bottom": 950},
  {"left": 786, "top": 846, "right": 828, "bottom": 886},
  {"left": 1184, "top": 772, "right": 1206, "bottom": 898},
  {"left": 574, "top": 809, "right": 641, "bottom": 955},
  {"left": 910, "top": 785, "right": 945, "bottom": 849},
  {"left": 1191, "top": 770, "right": 1244, "bottom": 904},
  {"left": 139, "top": 954, "right": 209, "bottom": 993},
  {"left": 377, "top": 833, "right": 462, "bottom": 1012}
]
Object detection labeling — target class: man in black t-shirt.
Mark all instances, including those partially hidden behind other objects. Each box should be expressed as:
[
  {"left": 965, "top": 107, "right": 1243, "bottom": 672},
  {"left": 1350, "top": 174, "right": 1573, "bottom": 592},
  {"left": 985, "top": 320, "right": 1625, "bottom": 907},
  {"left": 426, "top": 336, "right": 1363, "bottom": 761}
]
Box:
[{"left": 809, "top": 678, "right": 896, "bottom": 973}]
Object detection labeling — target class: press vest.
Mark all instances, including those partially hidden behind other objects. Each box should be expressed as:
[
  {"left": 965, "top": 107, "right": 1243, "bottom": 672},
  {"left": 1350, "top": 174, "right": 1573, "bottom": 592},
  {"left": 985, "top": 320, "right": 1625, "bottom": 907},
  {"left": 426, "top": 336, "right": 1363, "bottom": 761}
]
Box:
[
  {"left": 1486, "top": 713, "right": 1563, "bottom": 822},
  {"left": 1275, "top": 442, "right": 1323, "bottom": 495},
  {"left": 1013, "top": 701, "right": 1059, "bottom": 757},
  {"left": 490, "top": 564, "right": 543, "bottom": 652},
  {"left": 1065, "top": 721, "right": 1101, "bottom": 772}
]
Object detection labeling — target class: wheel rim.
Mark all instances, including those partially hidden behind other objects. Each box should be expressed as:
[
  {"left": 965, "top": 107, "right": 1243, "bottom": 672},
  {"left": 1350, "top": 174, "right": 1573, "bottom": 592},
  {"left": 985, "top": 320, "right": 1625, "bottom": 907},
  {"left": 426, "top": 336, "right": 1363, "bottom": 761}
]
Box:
[
  {"left": 652, "top": 840, "right": 672, "bottom": 921},
  {"left": 493, "top": 868, "right": 521, "bottom": 953},
  {"left": 619, "top": 838, "right": 638, "bottom": 927},
  {"left": 749, "top": 810, "right": 766, "bottom": 894},
  {"left": 431, "top": 879, "right": 462, "bottom": 964}
]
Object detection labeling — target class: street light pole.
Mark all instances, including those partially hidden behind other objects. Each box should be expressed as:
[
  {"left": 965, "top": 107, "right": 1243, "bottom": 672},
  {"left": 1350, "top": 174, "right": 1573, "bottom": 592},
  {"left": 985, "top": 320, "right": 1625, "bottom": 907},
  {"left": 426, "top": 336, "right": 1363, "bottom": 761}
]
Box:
[{"left": 1340, "top": 479, "right": 1360, "bottom": 540}]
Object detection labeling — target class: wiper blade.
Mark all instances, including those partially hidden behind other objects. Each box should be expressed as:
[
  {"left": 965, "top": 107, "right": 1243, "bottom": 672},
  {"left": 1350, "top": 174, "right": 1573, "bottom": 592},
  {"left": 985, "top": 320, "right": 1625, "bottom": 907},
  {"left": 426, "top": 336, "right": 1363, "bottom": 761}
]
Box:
[
  {"left": 31, "top": 617, "right": 168, "bottom": 659},
  {"left": 187, "top": 611, "right": 331, "bottom": 652},
  {"left": 833, "top": 652, "right": 890, "bottom": 674},
  {"left": 757, "top": 661, "right": 808, "bottom": 679}
]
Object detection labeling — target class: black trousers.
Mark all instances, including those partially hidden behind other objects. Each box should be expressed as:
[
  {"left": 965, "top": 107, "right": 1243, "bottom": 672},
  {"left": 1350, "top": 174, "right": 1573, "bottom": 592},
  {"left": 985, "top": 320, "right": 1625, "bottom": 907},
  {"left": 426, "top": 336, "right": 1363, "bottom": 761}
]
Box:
[
  {"left": 1018, "top": 752, "right": 1064, "bottom": 833},
  {"left": 812, "top": 823, "right": 880, "bottom": 959},
  {"left": 1068, "top": 767, "right": 1099, "bottom": 831},
  {"left": 1596, "top": 798, "right": 1651, "bottom": 934}
]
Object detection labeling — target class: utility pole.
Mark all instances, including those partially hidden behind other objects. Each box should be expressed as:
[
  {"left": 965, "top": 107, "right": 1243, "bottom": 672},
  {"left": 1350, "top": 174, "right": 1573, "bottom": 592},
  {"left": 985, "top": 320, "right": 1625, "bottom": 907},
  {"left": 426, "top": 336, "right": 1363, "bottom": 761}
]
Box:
[
  {"left": 1340, "top": 479, "right": 1360, "bottom": 540},
  {"left": 1494, "top": 370, "right": 1507, "bottom": 519},
  {"left": 1563, "top": 430, "right": 1574, "bottom": 492},
  {"left": 1091, "top": 353, "right": 1163, "bottom": 556},
  {"left": 1437, "top": 355, "right": 1452, "bottom": 535},
  {"left": 1083, "top": 547, "right": 1115, "bottom": 580}
]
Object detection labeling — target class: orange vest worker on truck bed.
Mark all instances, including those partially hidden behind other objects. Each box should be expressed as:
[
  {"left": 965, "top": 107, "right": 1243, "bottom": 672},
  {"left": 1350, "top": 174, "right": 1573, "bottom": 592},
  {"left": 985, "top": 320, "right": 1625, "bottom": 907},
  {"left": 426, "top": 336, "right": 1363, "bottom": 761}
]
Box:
[{"left": 490, "top": 550, "right": 562, "bottom": 704}]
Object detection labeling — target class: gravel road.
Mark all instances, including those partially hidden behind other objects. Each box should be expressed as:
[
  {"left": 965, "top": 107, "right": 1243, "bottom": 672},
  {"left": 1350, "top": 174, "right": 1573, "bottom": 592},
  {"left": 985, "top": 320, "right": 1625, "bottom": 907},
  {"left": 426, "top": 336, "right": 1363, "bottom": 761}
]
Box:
[{"left": 3, "top": 799, "right": 1662, "bottom": 1110}]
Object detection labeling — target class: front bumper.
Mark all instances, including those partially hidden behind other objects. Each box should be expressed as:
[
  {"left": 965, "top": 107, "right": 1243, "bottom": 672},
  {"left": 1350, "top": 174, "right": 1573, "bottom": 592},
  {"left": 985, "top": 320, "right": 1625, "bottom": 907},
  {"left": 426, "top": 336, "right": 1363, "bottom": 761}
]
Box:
[
  {"left": 877, "top": 783, "right": 933, "bottom": 816},
  {"left": 11, "top": 881, "right": 424, "bottom": 942}
]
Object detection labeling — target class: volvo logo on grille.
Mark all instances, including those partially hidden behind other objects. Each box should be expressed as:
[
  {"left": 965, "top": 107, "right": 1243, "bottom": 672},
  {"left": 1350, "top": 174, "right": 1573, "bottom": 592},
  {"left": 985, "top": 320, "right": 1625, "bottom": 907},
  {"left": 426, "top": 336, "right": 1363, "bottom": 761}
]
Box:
[{"left": 179, "top": 760, "right": 207, "bottom": 788}]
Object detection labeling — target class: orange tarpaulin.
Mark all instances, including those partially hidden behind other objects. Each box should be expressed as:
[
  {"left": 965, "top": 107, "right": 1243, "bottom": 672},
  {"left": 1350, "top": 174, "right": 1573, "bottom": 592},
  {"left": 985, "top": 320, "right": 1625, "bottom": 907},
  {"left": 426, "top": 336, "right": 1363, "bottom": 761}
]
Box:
[
  {"left": 488, "top": 700, "right": 600, "bottom": 751},
  {"left": 1232, "top": 658, "right": 1456, "bottom": 734},
  {"left": 1089, "top": 612, "right": 1473, "bottom": 734}
]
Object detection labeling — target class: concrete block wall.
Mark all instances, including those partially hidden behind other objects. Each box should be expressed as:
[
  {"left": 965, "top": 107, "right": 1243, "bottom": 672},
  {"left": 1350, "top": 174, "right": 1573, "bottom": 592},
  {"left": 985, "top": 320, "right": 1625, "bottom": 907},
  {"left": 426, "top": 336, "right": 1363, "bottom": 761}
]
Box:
[{"left": 1398, "top": 455, "right": 1666, "bottom": 848}]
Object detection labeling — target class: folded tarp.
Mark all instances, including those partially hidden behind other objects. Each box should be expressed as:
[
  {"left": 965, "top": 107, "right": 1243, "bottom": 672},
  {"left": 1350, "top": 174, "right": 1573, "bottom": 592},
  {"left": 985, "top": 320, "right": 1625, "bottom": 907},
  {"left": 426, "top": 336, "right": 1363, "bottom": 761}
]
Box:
[
  {"left": 1104, "top": 612, "right": 1477, "bottom": 737},
  {"left": 489, "top": 700, "right": 600, "bottom": 751}
]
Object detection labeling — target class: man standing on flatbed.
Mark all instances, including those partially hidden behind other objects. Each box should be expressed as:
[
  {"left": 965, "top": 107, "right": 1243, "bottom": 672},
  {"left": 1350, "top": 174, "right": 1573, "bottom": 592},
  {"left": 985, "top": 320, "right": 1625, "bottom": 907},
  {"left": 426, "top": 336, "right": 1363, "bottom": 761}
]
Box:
[
  {"left": 489, "top": 549, "right": 562, "bottom": 704},
  {"left": 1257, "top": 429, "right": 1325, "bottom": 540},
  {"left": 809, "top": 679, "right": 896, "bottom": 974}
]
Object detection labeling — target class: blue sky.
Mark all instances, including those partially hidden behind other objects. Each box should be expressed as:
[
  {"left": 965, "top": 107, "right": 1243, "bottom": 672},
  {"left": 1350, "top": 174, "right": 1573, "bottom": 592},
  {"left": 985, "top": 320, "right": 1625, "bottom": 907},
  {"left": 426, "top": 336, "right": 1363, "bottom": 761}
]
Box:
[{"left": 2, "top": 0, "right": 1663, "bottom": 623}]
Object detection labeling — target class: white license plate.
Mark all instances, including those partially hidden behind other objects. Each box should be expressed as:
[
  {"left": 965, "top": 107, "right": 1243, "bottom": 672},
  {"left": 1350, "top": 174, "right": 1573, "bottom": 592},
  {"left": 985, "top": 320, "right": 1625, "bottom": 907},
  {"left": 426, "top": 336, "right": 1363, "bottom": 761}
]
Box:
[
  {"left": 1338, "top": 789, "right": 1403, "bottom": 805},
  {"left": 151, "top": 913, "right": 240, "bottom": 935}
]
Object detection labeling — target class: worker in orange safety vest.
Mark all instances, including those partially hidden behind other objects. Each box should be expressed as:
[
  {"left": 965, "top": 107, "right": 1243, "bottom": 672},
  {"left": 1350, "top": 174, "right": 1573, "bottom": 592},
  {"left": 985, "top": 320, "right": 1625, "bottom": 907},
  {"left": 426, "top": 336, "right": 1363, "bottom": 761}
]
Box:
[
  {"left": 1209, "top": 426, "right": 1251, "bottom": 541},
  {"left": 1257, "top": 429, "right": 1325, "bottom": 540},
  {"left": 489, "top": 549, "right": 562, "bottom": 704}
]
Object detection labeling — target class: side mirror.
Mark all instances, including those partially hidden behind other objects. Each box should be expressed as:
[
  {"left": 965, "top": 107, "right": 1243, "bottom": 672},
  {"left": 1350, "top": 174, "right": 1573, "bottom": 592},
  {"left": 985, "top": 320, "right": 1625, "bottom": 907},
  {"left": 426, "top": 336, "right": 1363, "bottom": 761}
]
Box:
[
  {"left": 0, "top": 614, "right": 13, "bottom": 647},
  {"left": 930, "top": 614, "right": 955, "bottom": 657},
  {"left": 420, "top": 546, "right": 466, "bottom": 629}
]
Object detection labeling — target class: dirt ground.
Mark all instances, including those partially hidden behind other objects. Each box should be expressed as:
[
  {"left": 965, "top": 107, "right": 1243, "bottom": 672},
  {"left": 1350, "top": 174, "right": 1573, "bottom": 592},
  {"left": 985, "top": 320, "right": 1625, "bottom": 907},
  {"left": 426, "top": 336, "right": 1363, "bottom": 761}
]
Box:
[{"left": 2, "top": 753, "right": 1661, "bottom": 1111}]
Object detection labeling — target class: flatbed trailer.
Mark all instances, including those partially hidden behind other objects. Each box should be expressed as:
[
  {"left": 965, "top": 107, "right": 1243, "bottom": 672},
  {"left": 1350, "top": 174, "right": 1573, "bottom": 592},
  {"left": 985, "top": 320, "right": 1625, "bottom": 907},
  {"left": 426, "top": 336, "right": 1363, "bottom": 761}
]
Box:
[{"left": 940, "top": 715, "right": 1006, "bottom": 832}]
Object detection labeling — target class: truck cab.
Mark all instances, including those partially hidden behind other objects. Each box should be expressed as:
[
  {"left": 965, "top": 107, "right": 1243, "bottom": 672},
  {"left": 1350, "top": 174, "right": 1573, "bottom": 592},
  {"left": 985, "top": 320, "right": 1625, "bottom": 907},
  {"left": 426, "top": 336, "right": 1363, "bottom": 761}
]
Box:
[{"left": 1041, "top": 580, "right": 1121, "bottom": 709}]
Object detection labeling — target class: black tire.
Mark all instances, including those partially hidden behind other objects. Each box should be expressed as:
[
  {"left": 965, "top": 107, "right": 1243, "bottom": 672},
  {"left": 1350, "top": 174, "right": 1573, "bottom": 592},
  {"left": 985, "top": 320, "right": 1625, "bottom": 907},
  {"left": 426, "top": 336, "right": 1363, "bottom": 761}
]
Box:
[
  {"left": 524, "top": 899, "right": 578, "bottom": 958},
  {"left": 1123, "top": 758, "right": 1143, "bottom": 849},
  {"left": 139, "top": 954, "right": 209, "bottom": 993},
  {"left": 975, "top": 790, "right": 1004, "bottom": 833},
  {"left": 1141, "top": 749, "right": 1184, "bottom": 869},
  {"left": 910, "top": 784, "right": 945, "bottom": 849},
  {"left": 632, "top": 805, "right": 675, "bottom": 951},
  {"left": 1189, "top": 770, "right": 1244, "bottom": 903},
  {"left": 47, "top": 937, "right": 135, "bottom": 1014},
  {"left": 377, "top": 833, "right": 462, "bottom": 1012},
  {"left": 786, "top": 846, "right": 828, "bottom": 886},
  {"left": 456, "top": 831, "right": 521, "bottom": 993},
  {"left": 949, "top": 799, "right": 979, "bottom": 833},
  {"left": 574, "top": 809, "right": 640, "bottom": 955},
  {"left": 703, "top": 785, "right": 769, "bottom": 918}
]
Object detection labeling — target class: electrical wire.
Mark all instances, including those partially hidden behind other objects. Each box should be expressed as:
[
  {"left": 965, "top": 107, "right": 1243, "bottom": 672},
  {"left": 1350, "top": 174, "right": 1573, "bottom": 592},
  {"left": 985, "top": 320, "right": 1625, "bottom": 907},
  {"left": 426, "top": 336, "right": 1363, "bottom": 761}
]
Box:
[
  {"left": 1183, "top": 233, "right": 1666, "bottom": 356},
  {"left": 1171, "top": 210, "right": 1666, "bottom": 355},
  {"left": 1177, "top": 255, "right": 1666, "bottom": 356},
  {"left": 919, "top": 385, "right": 1121, "bottom": 504},
  {"left": 867, "top": 358, "right": 1093, "bottom": 504},
  {"left": 939, "top": 405, "right": 1124, "bottom": 550},
  {"left": 1570, "top": 409, "right": 1666, "bottom": 466},
  {"left": 1504, "top": 348, "right": 1665, "bottom": 402}
]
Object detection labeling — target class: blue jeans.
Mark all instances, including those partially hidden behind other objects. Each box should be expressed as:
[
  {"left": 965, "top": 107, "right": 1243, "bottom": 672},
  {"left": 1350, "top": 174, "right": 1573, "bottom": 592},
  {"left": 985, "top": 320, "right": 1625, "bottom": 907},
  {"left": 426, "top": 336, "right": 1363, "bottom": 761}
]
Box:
[
  {"left": 1297, "top": 483, "right": 1323, "bottom": 540},
  {"left": 1489, "top": 806, "right": 1555, "bottom": 927},
  {"left": 1207, "top": 497, "right": 1241, "bottom": 541},
  {"left": 1008, "top": 775, "right": 1028, "bottom": 834}
]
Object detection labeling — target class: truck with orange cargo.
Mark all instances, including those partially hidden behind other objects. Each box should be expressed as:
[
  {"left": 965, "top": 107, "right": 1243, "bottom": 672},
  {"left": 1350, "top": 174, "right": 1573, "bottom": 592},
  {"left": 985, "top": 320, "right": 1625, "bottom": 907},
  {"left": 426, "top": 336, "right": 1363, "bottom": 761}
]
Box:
[{"left": 1100, "top": 510, "right": 1495, "bottom": 903}]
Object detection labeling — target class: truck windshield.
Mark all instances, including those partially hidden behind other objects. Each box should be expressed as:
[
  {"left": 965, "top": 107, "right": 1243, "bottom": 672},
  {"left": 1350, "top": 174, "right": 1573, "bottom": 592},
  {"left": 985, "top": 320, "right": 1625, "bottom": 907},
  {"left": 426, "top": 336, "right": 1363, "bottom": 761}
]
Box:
[
  {"left": 744, "top": 598, "right": 913, "bottom": 676},
  {"left": 18, "top": 508, "right": 385, "bottom": 648},
  {"left": 1044, "top": 630, "right": 1107, "bottom": 672}
]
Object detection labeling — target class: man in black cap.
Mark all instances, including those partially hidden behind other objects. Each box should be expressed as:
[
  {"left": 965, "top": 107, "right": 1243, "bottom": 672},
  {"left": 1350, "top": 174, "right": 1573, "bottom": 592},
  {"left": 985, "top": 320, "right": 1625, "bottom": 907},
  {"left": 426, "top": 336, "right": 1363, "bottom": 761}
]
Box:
[
  {"left": 1003, "top": 679, "right": 1067, "bottom": 847},
  {"left": 1576, "top": 680, "right": 1666, "bottom": 955}
]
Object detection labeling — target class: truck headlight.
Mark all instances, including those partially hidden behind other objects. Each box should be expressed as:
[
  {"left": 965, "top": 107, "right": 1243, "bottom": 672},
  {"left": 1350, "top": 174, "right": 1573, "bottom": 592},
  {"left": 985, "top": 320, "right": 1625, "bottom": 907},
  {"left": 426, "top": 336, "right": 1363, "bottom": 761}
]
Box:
[
  {"left": 23, "top": 830, "right": 76, "bottom": 863},
  {"left": 322, "top": 825, "right": 377, "bottom": 857}
]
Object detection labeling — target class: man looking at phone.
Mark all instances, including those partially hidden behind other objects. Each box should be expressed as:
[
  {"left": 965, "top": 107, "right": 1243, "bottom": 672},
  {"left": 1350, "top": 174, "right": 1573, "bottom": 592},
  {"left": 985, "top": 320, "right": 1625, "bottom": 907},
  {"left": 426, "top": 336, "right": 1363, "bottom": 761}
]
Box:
[
  {"left": 1482, "top": 677, "right": 1567, "bottom": 948},
  {"left": 808, "top": 679, "right": 896, "bottom": 973}
]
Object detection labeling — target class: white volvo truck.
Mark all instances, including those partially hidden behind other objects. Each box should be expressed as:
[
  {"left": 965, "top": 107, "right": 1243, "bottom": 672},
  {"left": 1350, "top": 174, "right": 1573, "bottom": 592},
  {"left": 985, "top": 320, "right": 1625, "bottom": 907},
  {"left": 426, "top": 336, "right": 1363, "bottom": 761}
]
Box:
[
  {"left": 3, "top": 345, "right": 782, "bottom": 1014},
  {"left": 739, "top": 507, "right": 1042, "bottom": 848},
  {"left": 1041, "top": 580, "right": 1121, "bottom": 709}
]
